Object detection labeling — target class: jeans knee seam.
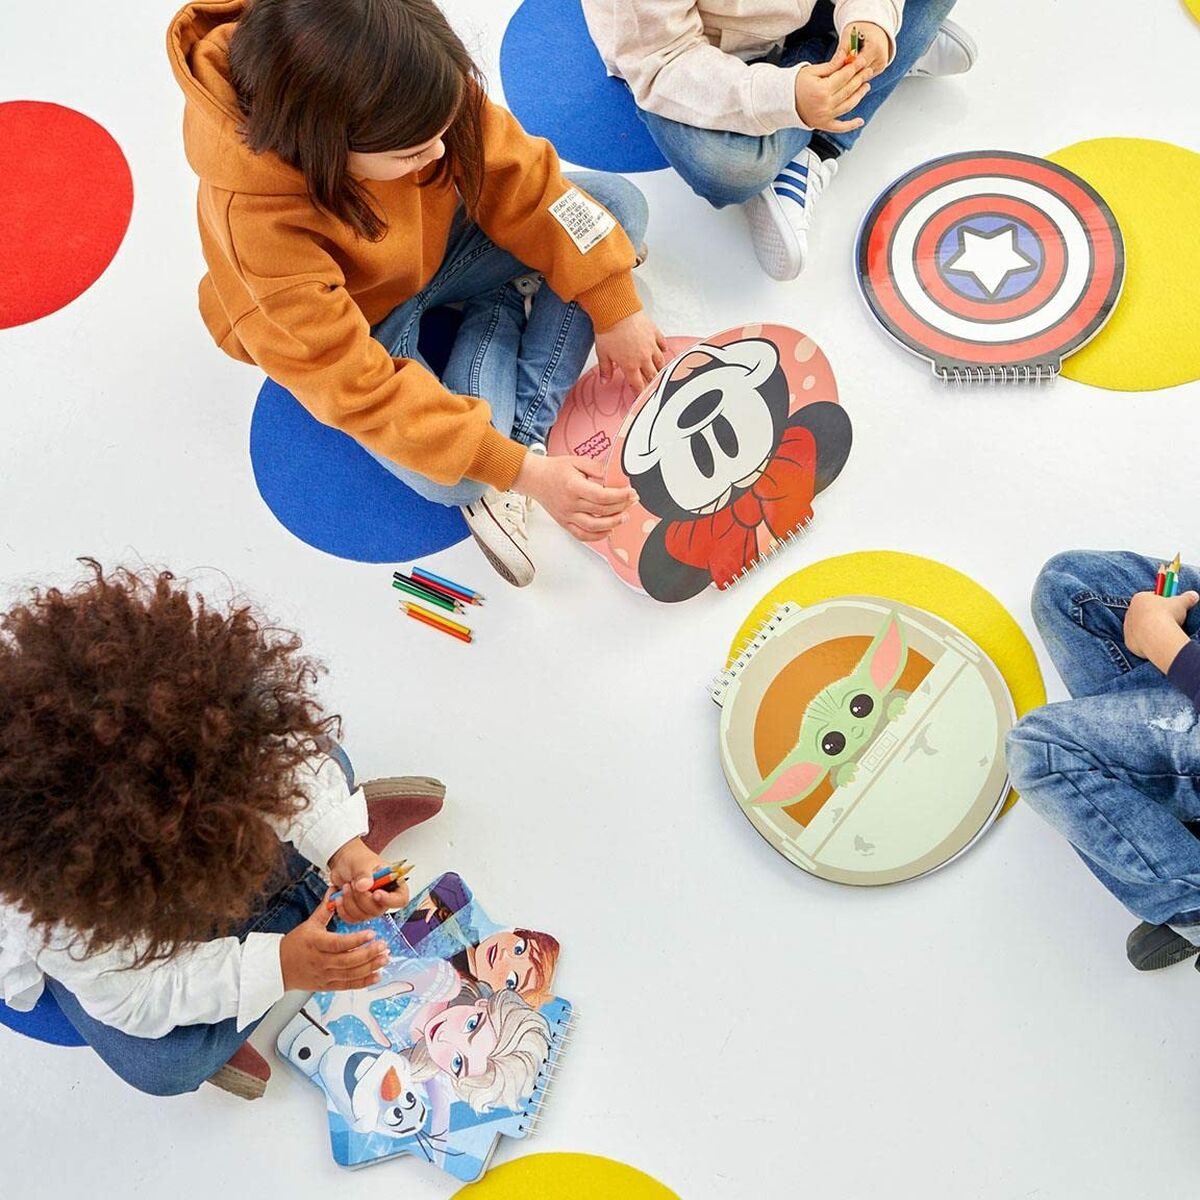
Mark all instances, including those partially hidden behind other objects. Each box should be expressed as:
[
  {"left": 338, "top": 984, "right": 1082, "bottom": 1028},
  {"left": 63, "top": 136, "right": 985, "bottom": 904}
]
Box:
[{"left": 514, "top": 301, "right": 578, "bottom": 443}]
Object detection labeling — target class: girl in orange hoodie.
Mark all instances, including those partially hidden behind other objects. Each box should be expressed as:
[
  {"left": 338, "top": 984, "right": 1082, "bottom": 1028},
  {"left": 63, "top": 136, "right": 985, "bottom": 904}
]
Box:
[{"left": 168, "top": 0, "right": 665, "bottom": 586}]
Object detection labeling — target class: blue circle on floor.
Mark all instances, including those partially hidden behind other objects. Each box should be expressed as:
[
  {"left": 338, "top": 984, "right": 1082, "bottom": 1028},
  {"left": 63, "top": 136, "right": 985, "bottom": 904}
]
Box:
[
  {"left": 249, "top": 310, "right": 470, "bottom": 564},
  {"left": 0, "top": 990, "right": 86, "bottom": 1048},
  {"left": 500, "top": 0, "right": 667, "bottom": 174}
]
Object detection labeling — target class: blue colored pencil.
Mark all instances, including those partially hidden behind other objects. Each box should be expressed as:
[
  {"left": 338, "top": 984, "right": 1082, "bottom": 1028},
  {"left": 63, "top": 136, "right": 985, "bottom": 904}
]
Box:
[{"left": 412, "top": 566, "right": 483, "bottom": 605}]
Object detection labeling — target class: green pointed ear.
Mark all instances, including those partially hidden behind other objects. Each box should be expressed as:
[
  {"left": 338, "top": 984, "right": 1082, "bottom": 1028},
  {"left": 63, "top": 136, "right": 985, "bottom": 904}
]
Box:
[{"left": 859, "top": 612, "right": 907, "bottom": 695}]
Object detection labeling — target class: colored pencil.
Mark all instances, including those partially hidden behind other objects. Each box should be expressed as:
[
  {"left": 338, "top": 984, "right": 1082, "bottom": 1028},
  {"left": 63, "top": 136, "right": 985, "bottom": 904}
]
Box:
[
  {"left": 411, "top": 575, "right": 474, "bottom": 605},
  {"left": 1165, "top": 552, "right": 1182, "bottom": 598},
  {"left": 412, "top": 566, "right": 483, "bottom": 605},
  {"left": 848, "top": 27, "right": 862, "bottom": 57},
  {"left": 392, "top": 577, "right": 462, "bottom": 612},
  {"left": 405, "top": 604, "right": 473, "bottom": 643},
  {"left": 403, "top": 602, "right": 471, "bottom": 637},
  {"left": 1155, "top": 563, "right": 1168, "bottom": 596},
  {"left": 327, "top": 860, "right": 414, "bottom": 909},
  {"left": 392, "top": 571, "right": 465, "bottom": 609}
]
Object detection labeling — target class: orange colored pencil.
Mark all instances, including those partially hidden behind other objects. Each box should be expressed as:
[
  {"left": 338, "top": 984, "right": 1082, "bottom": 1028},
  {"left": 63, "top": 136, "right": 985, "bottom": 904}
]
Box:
[
  {"left": 403, "top": 602, "right": 471, "bottom": 636},
  {"left": 404, "top": 604, "right": 472, "bottom": 643}
]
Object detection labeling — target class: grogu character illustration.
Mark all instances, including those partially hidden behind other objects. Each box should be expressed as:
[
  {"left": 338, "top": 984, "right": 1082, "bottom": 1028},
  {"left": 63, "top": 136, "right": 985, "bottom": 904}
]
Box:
[
  {"left": 749, "top": 612, "right": 910, "bottom": 808},
  {"left": 620, "top": 336, "right": 852, "bottom": 602}
]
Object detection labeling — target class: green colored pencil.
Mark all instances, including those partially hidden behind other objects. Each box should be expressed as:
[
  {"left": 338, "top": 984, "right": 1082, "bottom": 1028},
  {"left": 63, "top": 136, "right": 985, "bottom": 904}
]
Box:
[{"left": 392, "top": 577, "right": 459, "bottom": 612}]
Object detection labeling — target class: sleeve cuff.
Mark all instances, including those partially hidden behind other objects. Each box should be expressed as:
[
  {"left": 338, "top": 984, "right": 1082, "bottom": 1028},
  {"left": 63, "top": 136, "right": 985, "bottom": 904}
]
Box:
[
  {"left": 1167, "top": 640, "right": 1200, "bottom": 711},
  {"left": 237, "top": 933, "right": 287, "bottom": 1030},
  {"left": 295, "top": 783, "right": 369, "bottom": 869},
  {"left": 576, "top": 272, "right": 642, "bottom": 334},
  {"left": 749, "top": 62, "right": 809, "bottom": 134},
  {"left": 467, "top": 426, "right": 528, "bottom": 489}
]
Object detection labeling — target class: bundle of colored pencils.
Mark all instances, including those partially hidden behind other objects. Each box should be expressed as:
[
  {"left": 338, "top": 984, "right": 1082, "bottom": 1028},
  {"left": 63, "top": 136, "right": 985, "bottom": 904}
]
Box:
[
  {"left": 1155, "top": 553, "right": 1183, "bottom": 598},
  {"left": 392, "top": 567, "right": 484, "bottom": 643},
  {"left": 326, "top": 859, "right": 414, "bottom": 910}
]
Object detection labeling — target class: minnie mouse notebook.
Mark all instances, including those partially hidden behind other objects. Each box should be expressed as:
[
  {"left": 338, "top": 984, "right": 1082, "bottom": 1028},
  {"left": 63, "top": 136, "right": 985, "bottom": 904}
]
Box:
[
  {"left": 551, "top": 324, "right": 853, "bottom": 603},
  {"left": 714, "top": 598, "right": 1014, "bottom": 885},
  {"left": 276, "top": 874, "right": 571, "bottom": 1180}
]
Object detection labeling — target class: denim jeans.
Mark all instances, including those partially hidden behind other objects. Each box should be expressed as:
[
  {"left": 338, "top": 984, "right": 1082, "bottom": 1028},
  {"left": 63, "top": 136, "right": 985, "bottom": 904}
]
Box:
[
  {"left": 637, "top": 0, "right": 957, "bottom": 208},
  {"left": 47, "top": 748, "right": 357, "bottom": 1096},
  {"left": 366, "top": 170, "right": 649, "bottom": 507},
  {"left": 1006, "top": 552, "right": 1200, "bottom": 942}
]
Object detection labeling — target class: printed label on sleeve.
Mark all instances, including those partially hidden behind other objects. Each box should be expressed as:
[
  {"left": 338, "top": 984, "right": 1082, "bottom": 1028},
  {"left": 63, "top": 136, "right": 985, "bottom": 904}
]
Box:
[{"left": 548, "top": 188, "right": 617, "bottom": 254}]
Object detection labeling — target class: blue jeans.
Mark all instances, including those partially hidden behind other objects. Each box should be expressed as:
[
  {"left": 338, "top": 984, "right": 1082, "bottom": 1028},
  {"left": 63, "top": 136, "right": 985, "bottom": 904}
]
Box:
[
  {"left": 1006, "top": 552, "right": 1200, "bottom": 942},
  {"left": 638, "top": 0, "right": 956, "bottom": 208},
  {"left": 366, "top": 171, "right": 649, "bottom": 507},
  {"left": 47, "top": 749, "right": 357, "bottom": 1096}
]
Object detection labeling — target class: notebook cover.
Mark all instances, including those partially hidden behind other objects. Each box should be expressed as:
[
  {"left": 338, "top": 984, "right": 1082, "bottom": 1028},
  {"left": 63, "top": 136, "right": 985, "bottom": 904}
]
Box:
[
  {"left": 276, "top": 874, "right": 569, "bottom": 1180},
  {"left": 599, "top": 324, "right": 852, "bottom": 603},
  {"left": 855, "top": 150, "right": 1125, "bottom": 382},
  {"left": 718, "top": 598, "right": 1014, "bottom": 885}
]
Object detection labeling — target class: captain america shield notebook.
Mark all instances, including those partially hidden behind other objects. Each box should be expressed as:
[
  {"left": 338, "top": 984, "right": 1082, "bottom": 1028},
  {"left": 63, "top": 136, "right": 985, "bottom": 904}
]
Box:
[
  {"left": 855, "top": 151, "right": 1124, "bottom": 383},
  {"left": 548, "top": 324, "right": 853, "bottom": 603}
]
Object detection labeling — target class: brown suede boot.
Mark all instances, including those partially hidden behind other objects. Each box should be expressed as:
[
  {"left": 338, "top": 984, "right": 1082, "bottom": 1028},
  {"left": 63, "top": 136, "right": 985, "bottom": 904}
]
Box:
[
  {"left": 206, "top": 1041, "right": 271, "bottom": 1100},
  {"left": 362, "top": 776, "right": 446, "bottom": 855}
]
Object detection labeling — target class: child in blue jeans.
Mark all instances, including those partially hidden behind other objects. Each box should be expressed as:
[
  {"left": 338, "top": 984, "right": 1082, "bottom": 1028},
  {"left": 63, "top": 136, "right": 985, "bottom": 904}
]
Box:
[
  {"left": 0, "top": 562, "right": 445, "bottom": 1099},
  {"left": 1007, "top": 551, "right": 1200, "bottom": 971}
]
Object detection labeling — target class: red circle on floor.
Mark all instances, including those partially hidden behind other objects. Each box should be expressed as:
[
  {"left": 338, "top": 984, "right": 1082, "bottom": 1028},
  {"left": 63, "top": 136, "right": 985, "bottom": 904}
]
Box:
[{"left": 0, "top": 101, "right": 133, "bottom": 329}]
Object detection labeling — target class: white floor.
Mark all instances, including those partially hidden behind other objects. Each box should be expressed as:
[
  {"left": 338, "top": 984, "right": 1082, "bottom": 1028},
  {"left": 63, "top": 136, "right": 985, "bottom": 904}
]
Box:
[{"left": 4, "top": 2, "right": 1200, "bottom": 1197}]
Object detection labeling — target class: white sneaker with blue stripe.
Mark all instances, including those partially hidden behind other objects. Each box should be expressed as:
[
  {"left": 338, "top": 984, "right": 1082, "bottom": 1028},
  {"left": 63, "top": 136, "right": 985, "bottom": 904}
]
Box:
[{"left": 743, "top": 147, "right": 837, "bottom": 281}]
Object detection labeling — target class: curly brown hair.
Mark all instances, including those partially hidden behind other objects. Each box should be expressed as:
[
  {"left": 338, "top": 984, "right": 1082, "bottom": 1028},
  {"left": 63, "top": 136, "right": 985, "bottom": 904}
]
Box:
[{"left": 0, "top": 561, "right": 339, "bottom": 967}]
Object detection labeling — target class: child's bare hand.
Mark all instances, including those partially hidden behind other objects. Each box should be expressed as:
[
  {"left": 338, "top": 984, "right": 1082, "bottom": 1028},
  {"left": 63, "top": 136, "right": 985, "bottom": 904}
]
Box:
[
  {"left": 280, "top": 890, "right": 390, "bottom": 992},
  {"left": 595, "top": 311, "right": 668, "bottom": 396},
  {"left": 327, "top": 838, "right": 410, "bottom": 924},
  {"left": 1124, "top": 589, "right": 1198, "bottom": 673},
  {"left": 514, "top": 451, "right": 637, "bottom": 543},
  {"left": 793, "top": 55, "right": 873, "bottom": 132},
  {"left": 834, "top": 21, "right": 890, "bottom": 74}
]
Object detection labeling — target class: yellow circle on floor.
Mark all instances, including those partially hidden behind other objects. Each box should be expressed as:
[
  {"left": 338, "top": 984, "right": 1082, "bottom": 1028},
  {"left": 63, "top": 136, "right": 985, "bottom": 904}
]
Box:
[
  {"left": 1185, "top": 0, "right": 1200, "bottom": 26},
  {"left": 727, "top": 551, "right": 1046, "bottom": 813},
  {"left": 452, "top": 1153, "right": 680, "bottom": 1199},
  {"left": 1045, "top": 138, "right": 1200, "bottom": 391}
]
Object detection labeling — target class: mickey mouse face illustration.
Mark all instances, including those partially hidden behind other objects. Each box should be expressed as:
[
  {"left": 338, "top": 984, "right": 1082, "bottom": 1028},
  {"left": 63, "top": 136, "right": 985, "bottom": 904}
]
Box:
[{"left": 622, "top": 339, "right": 790, "bottom": 516}]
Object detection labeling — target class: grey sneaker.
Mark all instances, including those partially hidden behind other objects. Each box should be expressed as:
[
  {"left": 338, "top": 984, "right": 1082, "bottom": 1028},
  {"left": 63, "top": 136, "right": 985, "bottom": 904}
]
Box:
[
  {"left": 907, "top": 19, "right": 978, "bottom": 77},
  {"left": 462, "top": 488, "right": 535, "bottom": 587},
  {"left": 1126, "top": 921, "right": 1199, "bottom": 971}
]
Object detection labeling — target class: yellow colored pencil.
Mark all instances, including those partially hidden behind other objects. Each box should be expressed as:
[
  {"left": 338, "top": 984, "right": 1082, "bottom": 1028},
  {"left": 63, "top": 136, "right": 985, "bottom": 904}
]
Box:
[{"left": 403, "top": 602, "right": 471, "bottom": 637}]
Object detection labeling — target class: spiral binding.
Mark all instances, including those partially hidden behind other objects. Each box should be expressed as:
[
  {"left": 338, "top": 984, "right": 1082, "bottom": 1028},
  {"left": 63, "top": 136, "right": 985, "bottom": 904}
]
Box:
[
  {"left": 712, "top": 513, "right": 814, "bottom": 598},
  {"left": 516, "top": 1006, "right": 576, "bottom": 1138},
  {"left": 708, "top": 602, "right": 799, "bottom": 705},
  {"left": 935, "top": 363, "right": 1059, "bottom": 385}
]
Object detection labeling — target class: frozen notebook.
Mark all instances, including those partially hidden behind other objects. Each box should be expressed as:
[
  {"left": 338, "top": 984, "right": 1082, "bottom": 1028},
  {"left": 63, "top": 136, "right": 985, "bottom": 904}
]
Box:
[
  {"left": 276, "top": 874, "right": 571, "bottom": 1180},
  {"left": 550, "top": 325, "right": 853, "bottom": 603},
  {"left": 856, "top": 151, "right": 1124, "bottom": 383},
  {"left": 713, "top": 598, "right": 1015, "bottom": 885}
]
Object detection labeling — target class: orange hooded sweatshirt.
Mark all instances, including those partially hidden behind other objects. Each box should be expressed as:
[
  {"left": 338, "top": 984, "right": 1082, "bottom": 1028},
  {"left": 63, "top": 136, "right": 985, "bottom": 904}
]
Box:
[{"left": 167, "top": 1, "right": 642, "bottom": 491}]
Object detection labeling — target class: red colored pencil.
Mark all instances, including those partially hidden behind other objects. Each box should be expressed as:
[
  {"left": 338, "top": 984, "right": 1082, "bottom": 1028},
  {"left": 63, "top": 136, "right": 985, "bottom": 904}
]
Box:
[{"left": 1155, "top": 564, "right": 1167, "bottom": 596}]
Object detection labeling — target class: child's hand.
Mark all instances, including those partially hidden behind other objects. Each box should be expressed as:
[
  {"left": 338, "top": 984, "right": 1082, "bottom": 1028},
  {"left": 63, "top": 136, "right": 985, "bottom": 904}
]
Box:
[
  {"left": 1124, "top": 589, "right": 1198, "bottom": 674},
  {"left": 793, "top": 56, "right": 873, "bottom": 133},
  {"left": 514, "top": 451, "right": 637, "bottom": 542},
  {"left": 834, "top": 22, "right": 890, "bottom": 74},
  {"left": 595, "top": 311, "right": 669, "bottom": 396},
  {"left": 280, "top": 889, "right": 390, "bottom": 992},
  {"left": 327, "top": 838, "right": 411, "bottom": 924}
]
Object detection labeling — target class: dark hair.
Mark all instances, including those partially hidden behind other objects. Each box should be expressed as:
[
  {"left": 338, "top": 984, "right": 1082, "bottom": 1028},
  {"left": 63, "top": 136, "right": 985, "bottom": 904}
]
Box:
[
  {"left": 229, "top": 0, "right": 485, "bottom": 241},
  {"left": 0, "top": 561, "right": 340, "bottom": 967}
]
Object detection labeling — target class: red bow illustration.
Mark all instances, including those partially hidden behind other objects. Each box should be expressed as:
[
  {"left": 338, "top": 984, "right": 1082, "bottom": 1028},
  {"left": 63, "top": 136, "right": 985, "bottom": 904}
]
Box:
[{"left": 661, "top": 424, "right": 818, "bottom": 589}]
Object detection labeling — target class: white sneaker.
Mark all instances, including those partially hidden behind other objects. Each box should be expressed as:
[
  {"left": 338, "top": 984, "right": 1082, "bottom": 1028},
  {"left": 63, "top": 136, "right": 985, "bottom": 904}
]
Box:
[
  {"left": 462, "top": 488, "right": 535, "bottom": 587},
  {"left": 743, "top": 148, "right": 837, "bottom": 281},
  {"left": 908, "top": 19, "right": 977, "bottom": 77}
]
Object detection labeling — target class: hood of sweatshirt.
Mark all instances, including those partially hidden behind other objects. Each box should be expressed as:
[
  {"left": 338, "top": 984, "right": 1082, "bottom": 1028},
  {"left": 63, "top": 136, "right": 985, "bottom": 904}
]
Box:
[{"left": 167, "top": 0, "right": 308, "bottom": 196}]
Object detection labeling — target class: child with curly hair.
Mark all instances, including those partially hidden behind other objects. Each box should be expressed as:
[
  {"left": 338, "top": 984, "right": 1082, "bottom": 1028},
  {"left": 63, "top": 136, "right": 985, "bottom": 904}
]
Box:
[{"left": 0, "top": 562, "right": 444, "bottom": 1100}]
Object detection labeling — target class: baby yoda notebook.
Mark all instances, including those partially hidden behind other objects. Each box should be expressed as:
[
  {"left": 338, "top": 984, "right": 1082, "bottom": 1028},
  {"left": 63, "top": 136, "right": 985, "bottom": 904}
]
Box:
[
  {"left": 276, "top": 873, "right": 571, "bottom": 1180},
  {"left": 550, "top": 324, "right": 853, "bottom": 603},
  {"left": 855, "top": 150, "right": 1124, "bottom": 383},
  {"left": 713, "top": 598, "right": 1014, "bottom": 885}
]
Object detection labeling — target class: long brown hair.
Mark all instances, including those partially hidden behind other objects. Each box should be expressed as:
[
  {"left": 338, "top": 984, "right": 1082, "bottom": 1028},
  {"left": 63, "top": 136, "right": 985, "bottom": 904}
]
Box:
[
  {"left": 229, "top": 0, "right": 485, "bottom": 240},
  {"left": 0, "top": 561, "right": 340, "bottom": 967}
]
